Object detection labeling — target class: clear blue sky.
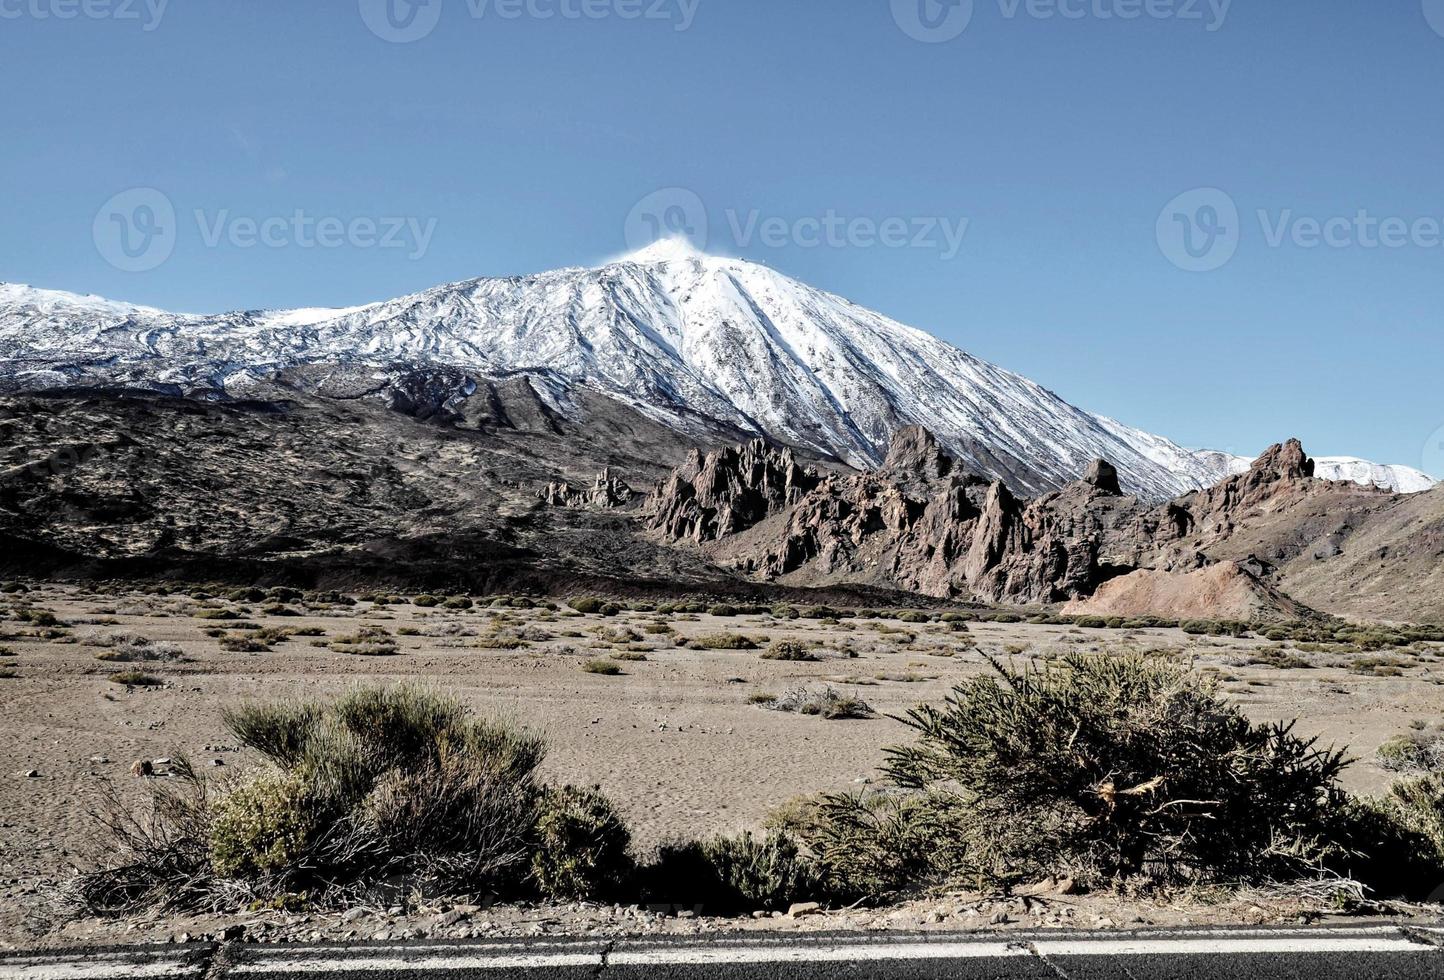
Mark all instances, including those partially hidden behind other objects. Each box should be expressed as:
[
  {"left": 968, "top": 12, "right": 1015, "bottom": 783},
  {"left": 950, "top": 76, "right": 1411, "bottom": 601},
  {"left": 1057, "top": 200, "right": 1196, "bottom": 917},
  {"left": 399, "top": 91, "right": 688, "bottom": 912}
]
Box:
[{"left": 3, "top": 0, "right": 1442, "bottom": 470}]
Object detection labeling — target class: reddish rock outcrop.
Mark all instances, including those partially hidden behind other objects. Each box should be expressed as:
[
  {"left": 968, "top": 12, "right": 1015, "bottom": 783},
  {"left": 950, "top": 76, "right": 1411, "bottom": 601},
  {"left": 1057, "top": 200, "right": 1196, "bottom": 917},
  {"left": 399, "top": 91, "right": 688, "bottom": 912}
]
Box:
[
  {"left": 541, "top": 468, "right": 636, "bottom": 509},
  {"left": 647, "top": 428, "right": 1350, "bottom": 617}
]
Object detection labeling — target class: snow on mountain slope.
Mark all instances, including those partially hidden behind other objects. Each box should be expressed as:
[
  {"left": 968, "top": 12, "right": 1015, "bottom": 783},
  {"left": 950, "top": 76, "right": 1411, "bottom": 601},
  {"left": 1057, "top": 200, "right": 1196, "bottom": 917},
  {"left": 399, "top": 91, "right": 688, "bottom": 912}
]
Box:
[
  {"left": 1312, "top": 457, "right": 1437, "bottom": 494},
  {"left": 0, "top": 240, "right": 1432, "bottom": 498}
]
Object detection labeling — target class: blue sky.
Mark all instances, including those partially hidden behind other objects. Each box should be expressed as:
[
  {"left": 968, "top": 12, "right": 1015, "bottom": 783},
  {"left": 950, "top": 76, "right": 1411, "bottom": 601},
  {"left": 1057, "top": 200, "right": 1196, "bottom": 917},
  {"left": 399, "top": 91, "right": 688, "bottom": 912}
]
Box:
[{"left": 2, "top": 0, "right": 1443, "bottom": 471}]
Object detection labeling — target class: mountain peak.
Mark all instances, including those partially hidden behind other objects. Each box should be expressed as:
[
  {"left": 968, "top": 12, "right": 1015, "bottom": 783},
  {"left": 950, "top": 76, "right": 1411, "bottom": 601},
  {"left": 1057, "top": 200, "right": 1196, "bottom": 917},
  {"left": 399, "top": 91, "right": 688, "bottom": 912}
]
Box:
[{"left": 618, "top": 236, "right": 711, "bottom": 266}]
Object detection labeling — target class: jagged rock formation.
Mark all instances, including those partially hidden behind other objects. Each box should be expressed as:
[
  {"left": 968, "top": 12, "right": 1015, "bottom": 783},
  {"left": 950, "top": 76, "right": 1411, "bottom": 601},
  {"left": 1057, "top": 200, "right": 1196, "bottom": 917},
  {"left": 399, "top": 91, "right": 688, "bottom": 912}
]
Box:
[
  {"left": 540, "top": 468, "right": 637, "bottom": 509},
  {"left": 646, "top": 428, "right": 1418, "bottom": 619}
]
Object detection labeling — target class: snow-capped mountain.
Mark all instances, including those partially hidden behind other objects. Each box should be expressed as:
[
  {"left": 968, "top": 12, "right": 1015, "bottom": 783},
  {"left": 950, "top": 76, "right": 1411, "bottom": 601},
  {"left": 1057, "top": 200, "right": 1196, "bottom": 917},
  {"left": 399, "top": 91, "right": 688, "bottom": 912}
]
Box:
[
  {"left": 1186, "top": 450, "right": 1436, "bottom": 495},
  {"left": 0, "top": 238, "right": 1433, "bottom": 498}
]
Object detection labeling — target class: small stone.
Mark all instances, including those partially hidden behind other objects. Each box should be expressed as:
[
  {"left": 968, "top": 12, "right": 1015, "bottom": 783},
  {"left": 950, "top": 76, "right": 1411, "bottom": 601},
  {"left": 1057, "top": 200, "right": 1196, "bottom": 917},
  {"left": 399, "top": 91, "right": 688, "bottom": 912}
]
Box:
[
  {"left": 787, "top": 902, "right": 823, "bottom": 918},
  {"left": 751, "top": 911, "right": 769, "bottom": 919},
  {"left": 131, "top": 760, "right": 154, "bottom": 777},
  {"left": 24, "top": 770, "right": 40, "bottom": 779},
  {"left": 211, "top": 759, "right": 226, "bottom": 767},
  {"left": 339, "top": 908, "right": 367, "bottom": 924},
  {"left": 989, "top": 911, "right": 1010, "bottom": 925},
  {"left": 89, "top": 755, "right": 109, "bottom": 764},
  {"left": 221, "top": 924, "right": 246, "bottom": 942},
  {"left": 436, "top": 909, "right": 467, "bottom": 927}
]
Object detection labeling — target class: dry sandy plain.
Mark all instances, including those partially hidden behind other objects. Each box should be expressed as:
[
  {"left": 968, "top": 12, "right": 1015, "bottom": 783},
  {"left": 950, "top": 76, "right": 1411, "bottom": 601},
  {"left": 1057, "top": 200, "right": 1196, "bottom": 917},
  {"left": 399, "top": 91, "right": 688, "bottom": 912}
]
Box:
[{"left": 4, "top": 585, "right": 1444, "bottom": 948}]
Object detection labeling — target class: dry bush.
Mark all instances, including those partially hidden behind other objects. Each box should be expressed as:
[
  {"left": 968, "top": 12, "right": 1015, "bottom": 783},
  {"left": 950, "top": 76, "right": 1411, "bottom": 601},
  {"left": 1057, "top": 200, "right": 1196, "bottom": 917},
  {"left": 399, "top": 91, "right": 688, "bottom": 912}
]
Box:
[
  {"left": 805, "top": 654, "right": 1362, "bottom": 897},
  {"left": 772, "top": 687, "right": 873, "bottom": 720}
]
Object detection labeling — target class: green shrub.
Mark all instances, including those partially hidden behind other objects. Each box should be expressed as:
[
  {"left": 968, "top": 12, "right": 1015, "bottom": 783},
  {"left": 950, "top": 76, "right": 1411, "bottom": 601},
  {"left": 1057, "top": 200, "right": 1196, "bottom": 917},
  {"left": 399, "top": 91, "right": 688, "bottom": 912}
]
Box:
[
  {"left": 898, "top": 611, "right": 931, "bottom": 624},
  {"left": 531, "top": 785, "right": 634, "bottom": 900},
  {"left": 692, "top": 633, "right": 758, "bottom": 650},
  {"left": 762, "top": 640, "right": 818, "bottom": 662},
  {"left": 770, "top": 605, "right": 799, "bottom": 620},
  {"left": 773, "top": 687, "right": 872, "bottom": 720},
  {"left": 805, "top": 654, "right": 1354, "bottom": 894},
  {"left": 640, "top": 832, "right": 823, "bottom": 914},
  {"left": 708, "top": 604, "right": 739, "bottom": 617},
  {"left": 442, "top": 596, "right": 474, "bottom": 610},
  {"left": 413, "top": 594, "right": 441, "bottom": 607},
  {"left": 582, "top": 660, "right": 623, "bottom": 675},
  {"left": 569, "top": 597, "right": 605, "bottom": 614},
  {"left": 108, "top": 671, "right": 164, "bottom": 687},
  {"left": 194, "top": 609, "right": 239, "bottom": 621},
  {"left": 209, "top": 770, "right": 315, "bottom": 877},
  {"left": 217, "top": 686, "right": 547, "bottom": 893}
]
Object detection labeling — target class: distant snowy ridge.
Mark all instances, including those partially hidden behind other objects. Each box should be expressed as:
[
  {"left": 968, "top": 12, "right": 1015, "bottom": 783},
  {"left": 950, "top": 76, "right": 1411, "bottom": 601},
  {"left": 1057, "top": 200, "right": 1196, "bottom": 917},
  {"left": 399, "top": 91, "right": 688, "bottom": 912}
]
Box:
[{"left": 0, "top": 239, "right": 1433, "bottom": 497}]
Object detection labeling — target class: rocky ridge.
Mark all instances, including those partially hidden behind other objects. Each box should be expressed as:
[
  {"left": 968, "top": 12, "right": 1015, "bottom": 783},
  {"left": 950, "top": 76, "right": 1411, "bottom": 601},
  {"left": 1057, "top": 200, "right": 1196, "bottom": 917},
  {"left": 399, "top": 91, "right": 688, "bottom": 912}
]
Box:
[{"left": 648, "top": 428, "right": 1430, "bottom": 619}]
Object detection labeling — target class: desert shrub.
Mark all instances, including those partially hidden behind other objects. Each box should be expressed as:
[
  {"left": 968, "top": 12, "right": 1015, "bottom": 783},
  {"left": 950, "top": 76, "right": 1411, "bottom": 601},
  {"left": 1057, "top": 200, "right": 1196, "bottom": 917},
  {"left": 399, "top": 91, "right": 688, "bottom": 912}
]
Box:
[
  {"left": 229, "top": 588, "right": 267, "bottom": 602},
  {"left": 770, "top": 605, "right": 799, "bottom": 620},
  {"left": 693, "top": 632, "right": 758, "bottom": 650},
  {"left": 772, "top": 687, "right": 872, "bottom": 720},
  {"left": 220, "top": 636, "right": 271, "bottom": 653},
  {"left": 804, "top": 654, "right": 1354, "bottom": 896},
  {"left": 442, "top": 596, "right": 474, "bottom": 610},
  {"left": 898, "top": 611, "right": 931, "bottom": 624},
  {"left": 194, "top": 609, "right": 239, "bottom": 621},
  {"left": 329, "top": 627, "right": 398, "bottom": 657},
  {"left": 0, "top": 645, "right": 14, "bottom": 657},
  {"left": 413, "top": 594, "right": 441, "bottom": 608},
  {"left": 747, "top": 692, "right": 778, "bottom": 705},
  {"left": 762, "top": 640, "right": 818, "bottom": 662},
  {"left": 708, "top": 604, "right": 739, "bottom": 617},
  {"left": 530, "top": 785, "right": 633, "bottom": 900},
  {"left": 639, "top": 831, "right": 823, "bottom": 914},
  {"left": 208, "top": 770, "right": 314, "bottom": 877},
  {"left": 92, "top": 634, "right": 185, "bottom": 663},
  {"left": 211, "top": 686, "right": 549, "bottom": 897},
  {"left": 1378, "top": 729, "right": 1444, "bottom": 774},
  {"left": 1074, "top": 616, "right": 1109, "bottom": 630},
  {"left": 569, "top": 597, "right": 605, "bottom": 614},
  {"left": 582, "top": 659, "right": 622, "bottom": 675},
  {"left": 802, "top": 605, "right": 840, "bottom": 620},
  {"left": 611, "top": 651, "right": 648, "bottom": 662},
  {"left": 109, "top": 671, "right": 164, "bottom": 688},
  {"left": 1383, "top": 775, "right": 1444, "bottom": 864}
]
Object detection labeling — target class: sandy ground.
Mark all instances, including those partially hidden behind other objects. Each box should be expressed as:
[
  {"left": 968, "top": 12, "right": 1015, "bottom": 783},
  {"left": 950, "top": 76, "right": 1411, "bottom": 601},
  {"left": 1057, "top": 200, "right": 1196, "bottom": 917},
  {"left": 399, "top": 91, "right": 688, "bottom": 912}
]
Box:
[{"left": 3, "top": 585, "right": 1443, "bottom": 948}]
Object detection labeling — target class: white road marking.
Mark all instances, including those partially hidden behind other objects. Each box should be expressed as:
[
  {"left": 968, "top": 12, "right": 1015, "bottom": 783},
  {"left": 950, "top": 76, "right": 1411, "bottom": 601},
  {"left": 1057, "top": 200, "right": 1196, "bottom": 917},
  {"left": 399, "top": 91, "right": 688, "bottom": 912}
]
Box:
[
  {"left": 230, "top": 952, "right": 602, "bottom": 974},
  {"left": 5, "top": 930, "right": 1439, "bottom": 978},
  {"left": 1032, "top": 936, "right": 1428, "bottom": 956},
  {"left": 0, "top": 958, "right": 195, "bottom": 980}
]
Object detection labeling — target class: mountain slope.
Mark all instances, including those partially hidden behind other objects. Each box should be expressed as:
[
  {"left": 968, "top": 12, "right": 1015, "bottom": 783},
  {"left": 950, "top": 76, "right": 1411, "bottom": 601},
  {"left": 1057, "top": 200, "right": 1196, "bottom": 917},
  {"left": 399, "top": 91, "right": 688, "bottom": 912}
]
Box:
[{"left": 0, "top": 239, "right": 1430, "bottom": 497}]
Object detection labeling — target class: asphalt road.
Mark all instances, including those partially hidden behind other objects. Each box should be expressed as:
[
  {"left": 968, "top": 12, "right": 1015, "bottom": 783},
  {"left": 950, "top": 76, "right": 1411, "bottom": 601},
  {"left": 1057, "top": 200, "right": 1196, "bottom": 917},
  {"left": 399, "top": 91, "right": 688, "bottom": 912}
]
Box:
[{"left": 3, "top": 925, "right": 1443, "bottom": 980}]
